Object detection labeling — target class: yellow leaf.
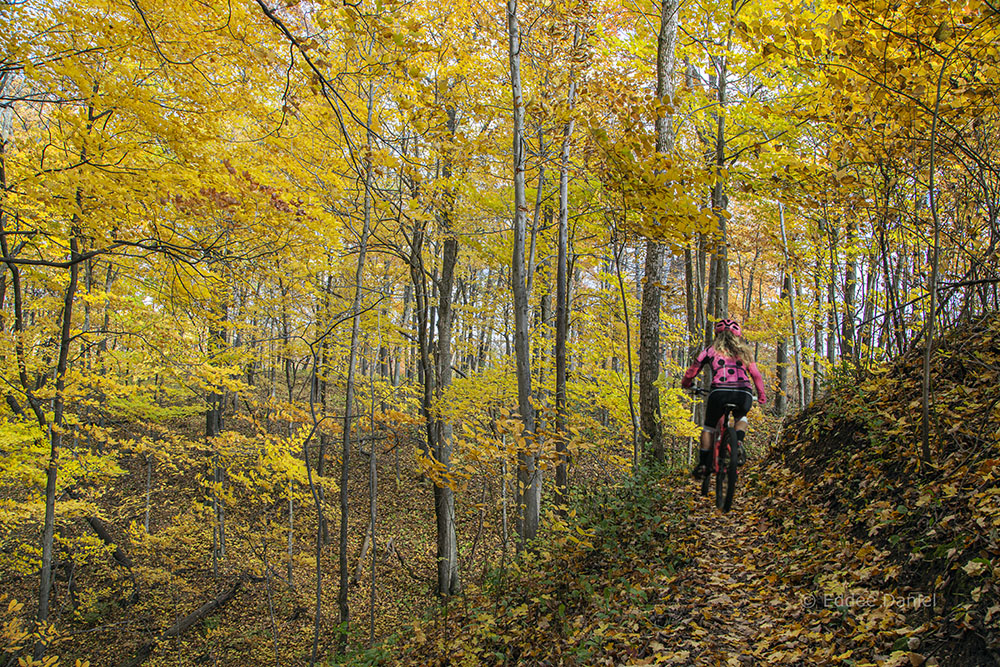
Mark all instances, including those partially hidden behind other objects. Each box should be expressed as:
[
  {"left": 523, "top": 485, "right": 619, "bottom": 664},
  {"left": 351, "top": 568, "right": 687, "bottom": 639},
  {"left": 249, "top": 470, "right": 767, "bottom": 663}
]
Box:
[{"left": 829, "top": 9, "right": 844, "bottom": 31}]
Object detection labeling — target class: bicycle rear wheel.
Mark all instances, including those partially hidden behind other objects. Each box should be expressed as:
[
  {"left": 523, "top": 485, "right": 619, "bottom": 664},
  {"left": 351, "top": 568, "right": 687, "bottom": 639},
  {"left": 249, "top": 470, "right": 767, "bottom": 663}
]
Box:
[
  {"left": 714, "top": 444, "right": 728, "bottom": 511},
  {"left": 721, "top": 429, "right": 739, "bottom": 511}
]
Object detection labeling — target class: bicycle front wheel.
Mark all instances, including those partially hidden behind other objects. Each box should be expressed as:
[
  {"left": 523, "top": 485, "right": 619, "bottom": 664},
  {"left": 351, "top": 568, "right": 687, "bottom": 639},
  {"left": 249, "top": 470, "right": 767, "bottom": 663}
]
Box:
[{"left": 722, "top": 429, "right": 739, "bottom": 511}]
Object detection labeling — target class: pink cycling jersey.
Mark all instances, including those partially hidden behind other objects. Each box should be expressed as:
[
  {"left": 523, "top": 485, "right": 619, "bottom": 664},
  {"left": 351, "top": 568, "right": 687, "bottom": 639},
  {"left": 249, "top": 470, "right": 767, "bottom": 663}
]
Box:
[{"left": 681, "top": 346, "right": 767, "bottom": 404}]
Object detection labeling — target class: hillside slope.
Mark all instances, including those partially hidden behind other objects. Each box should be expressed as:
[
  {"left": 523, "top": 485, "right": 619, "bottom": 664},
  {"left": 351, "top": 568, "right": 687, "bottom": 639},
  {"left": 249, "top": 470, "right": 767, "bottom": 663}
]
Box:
[{"left": 748, "top": 314, "right": 1000, "bottom": 665}]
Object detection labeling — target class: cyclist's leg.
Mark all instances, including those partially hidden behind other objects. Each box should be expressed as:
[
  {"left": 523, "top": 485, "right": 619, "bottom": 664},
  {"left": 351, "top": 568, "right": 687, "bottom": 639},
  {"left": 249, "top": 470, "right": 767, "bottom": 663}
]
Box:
[
  {"left": 692, "top": 428, "right": 713, "bottom": 478},
  {"left": 726, "top": 390, "right": 753, "bottom": 433},
  {"left": 694, "top": 392, "right": 724, "bottom": 477},
  {"left": 734, "top": 418, "right": 749, "bottom": 465},
  {"left": 699, "top": 428, "right": 713, "bottom": 452},
  {"left": 729, "top": 391, "right": 754, "bottom": 462}
]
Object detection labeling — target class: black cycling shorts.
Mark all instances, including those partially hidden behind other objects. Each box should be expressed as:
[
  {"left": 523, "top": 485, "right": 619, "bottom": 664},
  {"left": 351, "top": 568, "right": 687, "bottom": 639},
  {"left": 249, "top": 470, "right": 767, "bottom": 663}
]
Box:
[{"left": 703, "top": 389, "right": 753, "bottom": 430}]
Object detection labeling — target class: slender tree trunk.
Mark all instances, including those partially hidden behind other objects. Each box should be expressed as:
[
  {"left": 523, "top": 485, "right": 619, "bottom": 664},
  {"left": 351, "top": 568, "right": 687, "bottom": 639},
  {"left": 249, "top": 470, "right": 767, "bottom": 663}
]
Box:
[
  {"left": 287, "top": 485, "right": 294, "bottom": 587},
  {"left": 922, "top": 43, "right": 956, "bottom": 463},
  {"left": 778, "top": 203, "right": 805, "bottom": 407},
  {"left": 317, "top": 272, "right": 333, "bottom": 545},
  {"left": 842, "top": 216, "right": 857, "bottom": 360},
  {"left": 477, "top": 271, "right": 495, "bottom": 370},
  {"left": 685, "top": 235, "right": 707, "bottom": 428},
  {"left": 337, "top": 80, "right": 376, "bottom": 656},
  {"left": 684, "top": 242, "right": 697, "bottom": 356},
  {"left": 433, "top": 107, "right": 460, "bottom": 597},
  {"left": 705, "top": 253, "right": 718, "bottom": 344},
  {"left": 508, "top": 0, "right": 539, "bottom": 548},
  {"left": 394, "top": 284, "right": 411, "bottom": 387},
  {"left": 555, "top": 25, "right": 581, "bottom": 507},
  {"left": 639, "top": 0, "right": 677, "bottom": 461},
  {"left": 207, "top": 316, "right": 226, "bottom": 579},
  {"left": 708, "top": 25, "right": 731, "bottom": 325},
  {"left": 796, "top": 278, "right": 811, "bottom": 404},
  {"left": 612, "top": 232, "right": 640, "bottom": 466},
  {"left": 812, "top": 259, "right": 823, "bottom": 399},
  {"left": 826, "top": 217, "right": 839, "bottom": 365},
  {"left": 144, "top": 455, "right": 153, "bottom": 533},
  {"left": 697, "top": 235, "right": 707, "bottom": 344},
  {"left": 775, "top": 272, "right": 789, "bottom": 416},
  {"left": 35, "top": 233, "right": 80, "bottom": 660},
  {"left": 534, "top": 253, "right": 552, "bottom": 406},
  {"left": 527, "top": 124, "right": 547, "bottom": 298}
]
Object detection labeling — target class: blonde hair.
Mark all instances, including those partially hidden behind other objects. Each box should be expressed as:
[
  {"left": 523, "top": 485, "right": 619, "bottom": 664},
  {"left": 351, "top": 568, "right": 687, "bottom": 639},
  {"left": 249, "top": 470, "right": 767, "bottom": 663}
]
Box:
[{"left": 714, "top": 329, "right": 753, "bottom": 364}]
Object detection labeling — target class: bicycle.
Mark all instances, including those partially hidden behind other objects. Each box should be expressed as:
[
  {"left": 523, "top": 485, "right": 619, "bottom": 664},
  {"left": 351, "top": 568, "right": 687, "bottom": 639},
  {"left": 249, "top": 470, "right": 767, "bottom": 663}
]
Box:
[{"left": 688, "top": 387, "right": 748, "bottom": 512}]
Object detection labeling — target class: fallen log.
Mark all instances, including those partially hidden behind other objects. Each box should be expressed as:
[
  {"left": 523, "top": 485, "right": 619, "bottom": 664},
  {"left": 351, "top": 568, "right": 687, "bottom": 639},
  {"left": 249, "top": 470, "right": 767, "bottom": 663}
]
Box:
[
  {"left": 351, "top": 524, "right": 372, "bottom": 586},
  {"left": 115, "top": 573, "right": 249, "bottom": 667},
  {"left": 383, "top": 538, "right": 424, "bottom": 583},
  {"left": 65, "top": 487, "right": 139, "bottom": 604}
]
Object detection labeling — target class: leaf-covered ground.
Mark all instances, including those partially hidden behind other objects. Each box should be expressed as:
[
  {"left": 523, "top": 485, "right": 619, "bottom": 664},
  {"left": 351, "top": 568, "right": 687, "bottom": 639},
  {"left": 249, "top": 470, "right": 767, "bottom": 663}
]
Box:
[{"left": 381, "top": 315, "right": 1000, "bottom": 666}]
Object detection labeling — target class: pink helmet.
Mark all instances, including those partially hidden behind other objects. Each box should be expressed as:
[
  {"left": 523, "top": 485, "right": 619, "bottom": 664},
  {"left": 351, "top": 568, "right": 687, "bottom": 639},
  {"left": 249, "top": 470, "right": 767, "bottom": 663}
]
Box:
[{"left": 714, "top": 318, "right": 742, "bottom": 336}]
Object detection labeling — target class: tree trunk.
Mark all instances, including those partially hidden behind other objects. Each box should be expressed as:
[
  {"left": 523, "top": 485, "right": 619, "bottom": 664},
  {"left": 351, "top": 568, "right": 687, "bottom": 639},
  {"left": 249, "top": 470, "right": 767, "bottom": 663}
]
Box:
[
  {"left": 775, "top": 272, "right": 789, "bottom": 416},
  {"left": 612, "top": 233, "right": 640, "bottom": 467},
  {"left": 827, "top": 219, "right": 840, "bottom": 364},
  {"left": 337, "top": 82, "right": 376, "bottom": 655},
  {"left": 555, "top": 25, "right": 581, "bottom": 508},
  {"left": 778, "top": 203, "right": 805, "bottom": 408},
  {"left": 812, "top": 261, "right": 823, "bottom": 400},
  {"left": 639, "top": 0, "right": 678, "bottom": 461},
  {"left": 842, "top": 216, "right": 857, "bottom": 360},
  {"left": 35, "top": 235, "right": 80, "bottom": 659},
  {"left": 684, "top": 242, "right": 697, "bottom": 356},
  {"left": 317, "top": 272, "right": 332, "bottom": 545},
  {"left": 432, "top": 107, "right": 461, "bottom": 597},
  {"left": 207, "top": 318, "right": 226, "bottom": 579},
  {"left": 508, "top": 0, "right": 539, "bottom": 549},
  {"left": 922, "top": 49, "right": 952, "bottom": 463},
  {"left": 708, "top": 38, "right": 730, "bottom": 325}
]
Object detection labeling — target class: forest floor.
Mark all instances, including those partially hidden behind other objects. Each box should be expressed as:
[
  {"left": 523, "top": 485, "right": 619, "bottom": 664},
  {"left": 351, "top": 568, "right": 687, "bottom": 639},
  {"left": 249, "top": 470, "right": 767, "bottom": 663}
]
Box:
[
  {"left": 5, "top": 316, "right": 999, "bottom": 667},
  {"left": 625, "top": 477, "right": 950, "bottom": 667},
  {"left": 386, "top": 314, "right": 1000, "bottom": 667}
]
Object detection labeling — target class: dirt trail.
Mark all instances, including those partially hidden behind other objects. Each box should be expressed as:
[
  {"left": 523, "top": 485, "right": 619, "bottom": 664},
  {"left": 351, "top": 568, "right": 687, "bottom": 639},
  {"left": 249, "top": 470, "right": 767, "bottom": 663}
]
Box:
[
  {"left": 645, "top": 490, "right": 814, "bottom": 666},
  {"left": 637, "top": 473, "right": 948, "bottom": 667}
]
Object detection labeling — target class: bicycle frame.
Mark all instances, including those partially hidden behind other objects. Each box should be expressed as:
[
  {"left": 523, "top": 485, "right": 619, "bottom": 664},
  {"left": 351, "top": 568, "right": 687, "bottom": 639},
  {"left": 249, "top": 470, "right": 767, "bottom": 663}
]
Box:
[
  {"left": 708, "top": 407, "right": 734, "bottom": 475},
  {"left": 689, "top": 387, "right": 744, "bottom": 512},
  {"left": 689, "top": 387, "right": 735, "bottom": 472}
]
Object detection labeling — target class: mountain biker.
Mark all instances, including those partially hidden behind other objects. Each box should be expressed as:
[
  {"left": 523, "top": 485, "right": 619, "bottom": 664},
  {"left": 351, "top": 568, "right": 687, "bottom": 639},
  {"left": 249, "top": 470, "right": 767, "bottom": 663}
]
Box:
[{"left": 681, "top": 318, "right": 767, "bottom": 480}]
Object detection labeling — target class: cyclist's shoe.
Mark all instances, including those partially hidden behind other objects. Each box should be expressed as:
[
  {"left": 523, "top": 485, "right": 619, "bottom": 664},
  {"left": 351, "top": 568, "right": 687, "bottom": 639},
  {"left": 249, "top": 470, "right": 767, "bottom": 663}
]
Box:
[
  {"left": 737, "top": 444, "right": 747, "bottom": 466},
  {"left": 692, "top": 464, "right": 708, "bottom": 480}
]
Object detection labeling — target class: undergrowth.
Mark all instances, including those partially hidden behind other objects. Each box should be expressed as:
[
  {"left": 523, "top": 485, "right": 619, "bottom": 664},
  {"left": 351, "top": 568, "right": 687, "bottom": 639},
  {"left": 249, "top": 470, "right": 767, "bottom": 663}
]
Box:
[{"left": 359, "top": 460, "right": 691, "bottom": 666}]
